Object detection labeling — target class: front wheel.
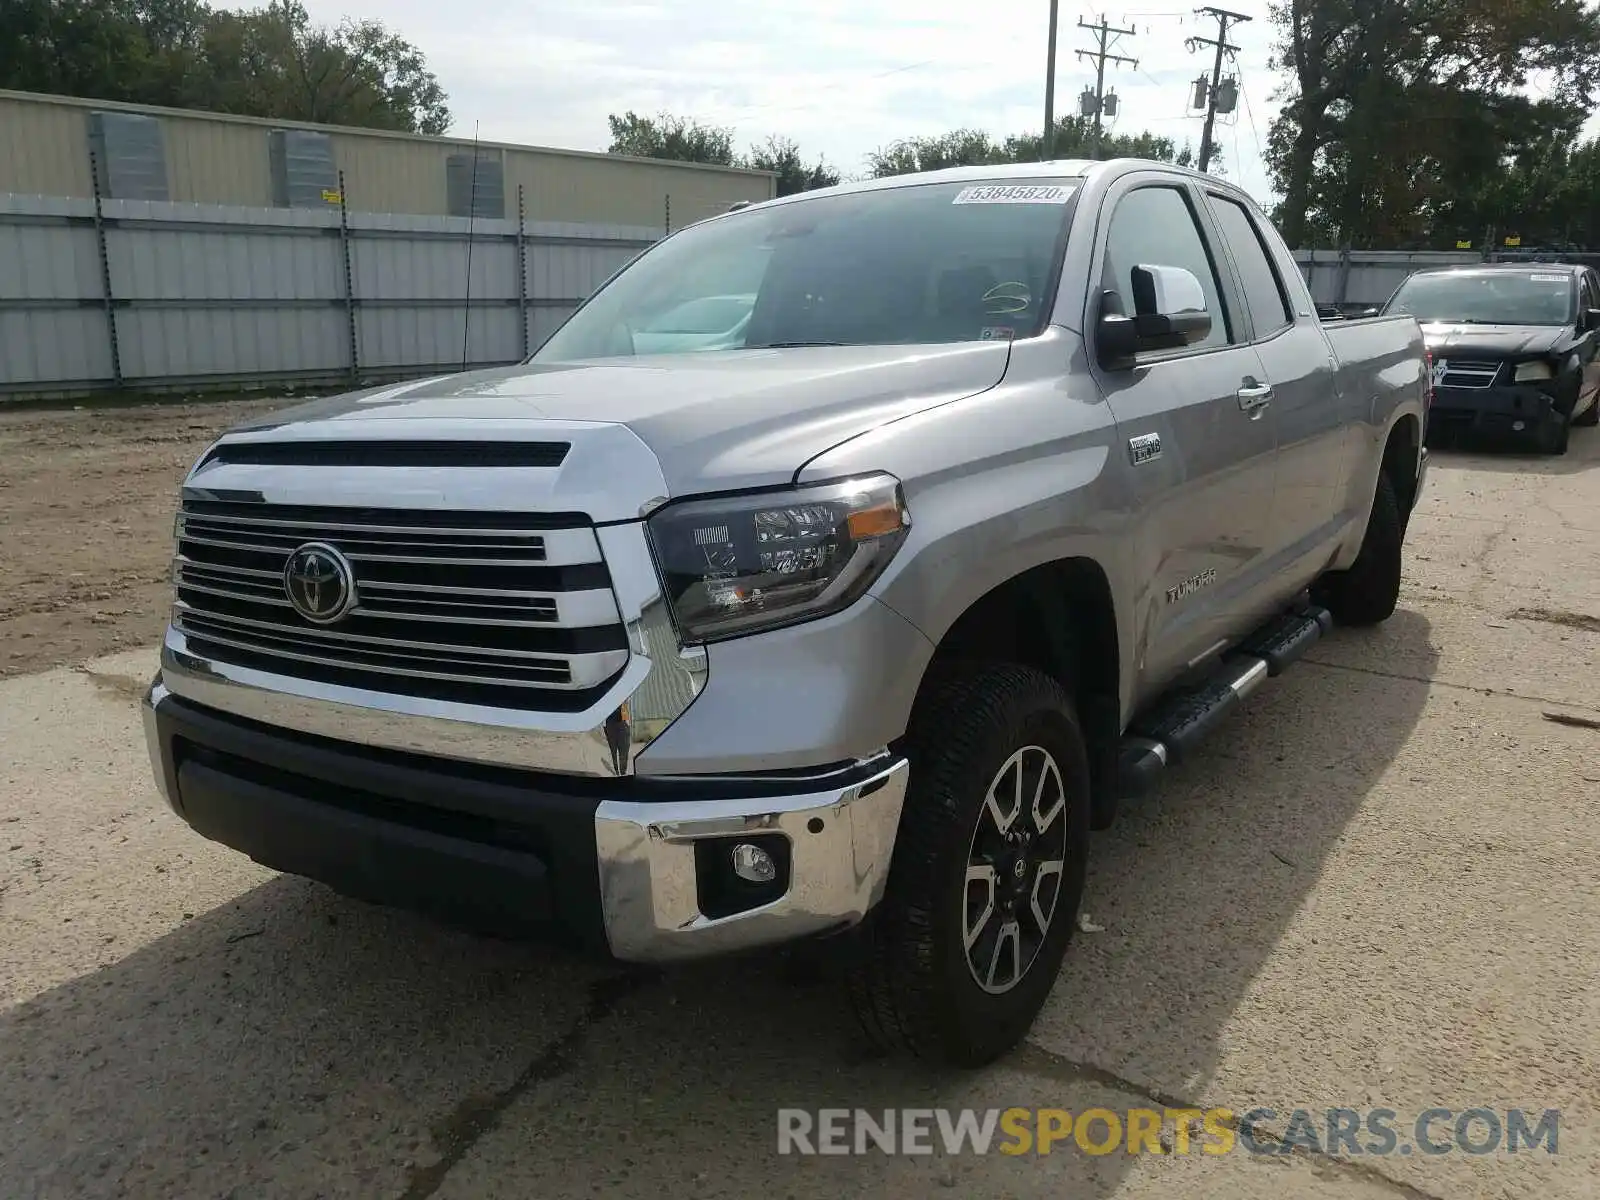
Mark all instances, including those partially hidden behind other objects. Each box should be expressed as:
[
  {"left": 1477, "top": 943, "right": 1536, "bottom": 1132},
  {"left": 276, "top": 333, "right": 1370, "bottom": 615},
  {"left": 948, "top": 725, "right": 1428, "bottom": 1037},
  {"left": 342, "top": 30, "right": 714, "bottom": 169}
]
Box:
[
  {"left": 845, "top": 662, "right": 1090, "bottom": 1067},
  {"left": 1573, "top": 386, "right": 1599, "bottom": 427},
  {"left": 1537, "top": 408, "right": 1571, "bottom": 455}
]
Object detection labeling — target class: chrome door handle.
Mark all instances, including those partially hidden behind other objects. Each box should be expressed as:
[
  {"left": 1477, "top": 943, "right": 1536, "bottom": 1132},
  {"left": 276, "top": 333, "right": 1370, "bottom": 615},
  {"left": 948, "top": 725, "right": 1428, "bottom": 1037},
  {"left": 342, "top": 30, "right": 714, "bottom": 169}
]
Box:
[{"left": 1237, "top": 383, "right": 1274, "bottom": 412}]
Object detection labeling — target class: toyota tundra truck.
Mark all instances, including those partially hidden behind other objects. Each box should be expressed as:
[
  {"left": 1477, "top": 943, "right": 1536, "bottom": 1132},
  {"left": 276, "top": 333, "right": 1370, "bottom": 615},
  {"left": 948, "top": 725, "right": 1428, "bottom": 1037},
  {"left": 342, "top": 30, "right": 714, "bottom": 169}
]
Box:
[{"left": 143, "top": 159, "right": 1429, "bottom": 1066}]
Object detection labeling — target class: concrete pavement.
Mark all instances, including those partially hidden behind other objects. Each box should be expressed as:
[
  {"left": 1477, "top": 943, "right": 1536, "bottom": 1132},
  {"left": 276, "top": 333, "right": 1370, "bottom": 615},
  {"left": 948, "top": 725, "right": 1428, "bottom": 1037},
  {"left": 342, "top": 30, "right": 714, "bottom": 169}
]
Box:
[{"left": 2, "top": 434, "right": 1597, "bottom": 1199}]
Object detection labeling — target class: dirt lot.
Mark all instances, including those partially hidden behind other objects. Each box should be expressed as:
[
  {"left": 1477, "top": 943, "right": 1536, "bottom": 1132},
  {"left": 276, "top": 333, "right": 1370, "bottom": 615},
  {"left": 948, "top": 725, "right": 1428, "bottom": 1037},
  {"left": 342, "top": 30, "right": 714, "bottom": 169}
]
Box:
[
  {"left": 0, "top": 399, "right": 281, "bottom": 678},
  {"left": 1, "top": 401, "right": 1598, "bottom": 1200}
]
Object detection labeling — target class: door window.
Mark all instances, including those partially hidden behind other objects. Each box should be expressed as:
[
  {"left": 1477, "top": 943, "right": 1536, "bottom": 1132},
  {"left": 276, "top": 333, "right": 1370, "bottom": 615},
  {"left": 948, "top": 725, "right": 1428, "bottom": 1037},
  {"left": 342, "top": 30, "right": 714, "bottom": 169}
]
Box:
[
  {"left": 1102, "top": 185, "right": 1232, "bottom": 351},
  {"left": 1210, "top": 195, "right": 1294, "bottom": 336}
]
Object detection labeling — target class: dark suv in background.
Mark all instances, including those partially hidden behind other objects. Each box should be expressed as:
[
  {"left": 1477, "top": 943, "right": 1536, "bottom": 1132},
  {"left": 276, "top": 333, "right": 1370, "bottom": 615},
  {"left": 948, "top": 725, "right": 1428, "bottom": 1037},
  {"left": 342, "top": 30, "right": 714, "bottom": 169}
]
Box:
[{"left": 1382, "top": 262, "right": 1600, "bottom": 454}]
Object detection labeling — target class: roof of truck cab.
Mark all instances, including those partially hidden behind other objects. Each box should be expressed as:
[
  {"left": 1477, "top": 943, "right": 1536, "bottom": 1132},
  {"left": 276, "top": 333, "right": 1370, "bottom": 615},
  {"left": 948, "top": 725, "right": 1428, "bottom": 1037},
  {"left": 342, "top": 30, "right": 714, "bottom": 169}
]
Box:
[{"left": 712, "top": 157, "right": 1239, "bottom": 218}]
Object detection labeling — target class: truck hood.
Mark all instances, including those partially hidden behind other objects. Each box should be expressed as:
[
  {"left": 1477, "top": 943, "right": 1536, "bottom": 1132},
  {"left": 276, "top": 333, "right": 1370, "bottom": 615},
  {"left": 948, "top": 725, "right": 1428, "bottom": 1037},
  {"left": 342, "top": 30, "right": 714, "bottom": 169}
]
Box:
[
  {"left": 1418, "top": 323, "right": 1567, "bottom": 358},
  {"left": 232, "top": 343, "right": 1012, "bottom": 495}
]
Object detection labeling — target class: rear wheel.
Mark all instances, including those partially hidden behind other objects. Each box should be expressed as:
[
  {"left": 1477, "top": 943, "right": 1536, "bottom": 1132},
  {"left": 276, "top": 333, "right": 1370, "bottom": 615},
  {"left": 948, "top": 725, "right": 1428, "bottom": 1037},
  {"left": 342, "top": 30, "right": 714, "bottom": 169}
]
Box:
[
  {"left": 1313, "top": 470, "right": 1404, "bottom": 626},
  {"left": 845, "top": 662, "right": 1090, "bottom": 1067}
]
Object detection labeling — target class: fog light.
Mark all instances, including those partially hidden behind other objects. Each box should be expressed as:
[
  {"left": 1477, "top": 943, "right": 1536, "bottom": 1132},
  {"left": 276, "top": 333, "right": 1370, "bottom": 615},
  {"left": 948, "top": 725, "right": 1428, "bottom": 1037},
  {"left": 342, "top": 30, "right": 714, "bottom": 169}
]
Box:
[
  {"left": 731, "top": 842, "right": 777, "bottom": 883},
  {"left": 1512, "top": 420, "right": 1526, "bottom": 431}
]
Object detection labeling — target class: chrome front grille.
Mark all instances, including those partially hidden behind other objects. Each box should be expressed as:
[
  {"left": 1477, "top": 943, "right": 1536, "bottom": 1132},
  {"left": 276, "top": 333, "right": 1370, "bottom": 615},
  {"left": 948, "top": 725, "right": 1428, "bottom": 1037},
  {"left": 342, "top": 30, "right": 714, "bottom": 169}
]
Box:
[
  {"left": 1438, "top": 359, "right": 1501, "bottom": 389},
  {"left": 172, "top": 500, "right": 629, "bottom": 711}
]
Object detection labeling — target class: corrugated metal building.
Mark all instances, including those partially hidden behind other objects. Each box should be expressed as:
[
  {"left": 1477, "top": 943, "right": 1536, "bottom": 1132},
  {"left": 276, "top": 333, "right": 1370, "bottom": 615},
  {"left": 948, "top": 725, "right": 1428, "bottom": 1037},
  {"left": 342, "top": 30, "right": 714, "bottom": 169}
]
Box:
[{"left": 0, "top": 89, "right": 774, "bottom": 227}]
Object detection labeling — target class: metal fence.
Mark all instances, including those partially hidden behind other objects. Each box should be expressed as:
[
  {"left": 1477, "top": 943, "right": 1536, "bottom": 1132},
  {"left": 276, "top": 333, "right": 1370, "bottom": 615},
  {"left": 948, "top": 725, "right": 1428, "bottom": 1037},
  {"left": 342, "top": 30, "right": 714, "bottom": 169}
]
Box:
[
  {"left": 1293, "top": 248, "right": 1484, "bottom": 312},
  {"left": 8, "top": 189, "right": 1582, "bottom": 401},
  {"left": 0, "top": 180, "right": 660, "bottom": 400}
]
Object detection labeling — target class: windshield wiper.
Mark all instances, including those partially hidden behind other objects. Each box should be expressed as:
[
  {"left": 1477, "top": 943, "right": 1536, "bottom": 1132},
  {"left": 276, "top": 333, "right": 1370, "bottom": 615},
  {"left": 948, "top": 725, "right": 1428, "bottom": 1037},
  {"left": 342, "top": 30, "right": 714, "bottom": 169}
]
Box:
[{"left": 748, "top": 340, "right": 847, "bottom": 348}]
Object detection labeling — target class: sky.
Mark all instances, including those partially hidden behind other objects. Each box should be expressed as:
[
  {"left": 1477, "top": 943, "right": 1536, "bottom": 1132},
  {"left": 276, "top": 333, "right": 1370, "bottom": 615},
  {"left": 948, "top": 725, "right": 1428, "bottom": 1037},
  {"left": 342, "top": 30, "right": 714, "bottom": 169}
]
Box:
[{"left": 301, "top": 0, "right": 1284, "bottom": 203}]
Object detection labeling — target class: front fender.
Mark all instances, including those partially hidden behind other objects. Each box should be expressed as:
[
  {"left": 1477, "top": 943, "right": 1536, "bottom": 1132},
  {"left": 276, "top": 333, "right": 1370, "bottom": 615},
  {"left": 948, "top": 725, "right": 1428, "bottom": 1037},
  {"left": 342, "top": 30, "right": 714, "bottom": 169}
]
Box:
[{"left": 797, "top": 330, "right": 1139, "bottom": 717}]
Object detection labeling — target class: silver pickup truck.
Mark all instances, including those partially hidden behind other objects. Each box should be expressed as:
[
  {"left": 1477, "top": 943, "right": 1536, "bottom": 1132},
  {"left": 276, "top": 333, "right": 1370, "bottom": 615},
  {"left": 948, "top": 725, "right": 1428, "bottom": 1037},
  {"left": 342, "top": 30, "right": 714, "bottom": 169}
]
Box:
[{"left": 144, "top": 159, "right": 1429, "bottom": 1065}]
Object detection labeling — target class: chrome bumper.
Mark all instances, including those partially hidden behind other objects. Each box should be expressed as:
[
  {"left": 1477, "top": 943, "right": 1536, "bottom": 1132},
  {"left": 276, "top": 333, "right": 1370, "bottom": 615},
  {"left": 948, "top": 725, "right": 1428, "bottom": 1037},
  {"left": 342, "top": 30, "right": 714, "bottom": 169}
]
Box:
[
  {"left": 145, "top": 680, "right": 909, "bottom": 963},
  {"left": 594, "top": 757, "right": 909, "bottom": 961}
]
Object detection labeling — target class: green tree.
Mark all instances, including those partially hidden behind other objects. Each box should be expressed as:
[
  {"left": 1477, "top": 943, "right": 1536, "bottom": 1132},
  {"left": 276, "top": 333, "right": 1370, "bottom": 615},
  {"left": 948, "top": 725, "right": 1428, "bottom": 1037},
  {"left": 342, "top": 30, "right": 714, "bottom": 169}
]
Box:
[
  {"left": 606, "top": 111, "right": 736, "bottom": 165},
  {"left": 865, "top": 128, "right": 1008, "bottom": 176},
  {"left": 604, "top": 114, "right": 839, "bottom": 194},
  {"left": 866, "top": 118, "right": 1210, "bottom": 178},
  {"left": 1267, "top": 0, "right": 1600, "bottom": 248},
  {"left": 1004, "top": 116, "right": 1203, "bottom": 167},
  {"left": 745, "top": 134, "right": 839, "bottom": 195},
  {"left": 0, "top": 0, "right": 449, "bottom": 134}
]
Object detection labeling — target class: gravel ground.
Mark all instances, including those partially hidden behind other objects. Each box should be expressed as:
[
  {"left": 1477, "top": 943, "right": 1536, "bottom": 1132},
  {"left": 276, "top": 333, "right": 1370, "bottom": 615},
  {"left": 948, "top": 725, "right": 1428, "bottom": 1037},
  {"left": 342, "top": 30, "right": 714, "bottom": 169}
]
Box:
[{"left": 1, "top": 401, "right": 1597, "bottom": 1199}]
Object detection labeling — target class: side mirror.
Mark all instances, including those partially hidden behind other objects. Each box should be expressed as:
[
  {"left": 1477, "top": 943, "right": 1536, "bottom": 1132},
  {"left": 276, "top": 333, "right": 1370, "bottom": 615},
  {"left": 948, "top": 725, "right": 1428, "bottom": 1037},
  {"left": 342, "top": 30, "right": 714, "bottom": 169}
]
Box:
[
  {"left": 1583, "top": 307, "right": 1600, "bottom": 331},
  {"left": 1098, "top": 264, "right": 1212, "bottom": 366}
]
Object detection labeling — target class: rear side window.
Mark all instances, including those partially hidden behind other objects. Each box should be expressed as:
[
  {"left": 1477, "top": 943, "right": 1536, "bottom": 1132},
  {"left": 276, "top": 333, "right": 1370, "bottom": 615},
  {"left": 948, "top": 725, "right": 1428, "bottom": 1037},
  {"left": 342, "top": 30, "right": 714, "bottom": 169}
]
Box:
[
  {"left": 1209, "top": 195, "right": 1293, "bottom": 336},
  {"left": 1102, "top": 185, "right": 1231, "bottom": 350}
]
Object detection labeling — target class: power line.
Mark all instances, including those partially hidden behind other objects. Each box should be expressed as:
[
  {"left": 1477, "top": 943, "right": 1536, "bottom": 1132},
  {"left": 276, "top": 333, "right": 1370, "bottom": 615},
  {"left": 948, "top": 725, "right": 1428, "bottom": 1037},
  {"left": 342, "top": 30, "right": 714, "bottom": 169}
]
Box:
[
  {"left": 1238, "top": 73, "right": 1265, "bottom": 165},
  {"left": 1186, "top": 5, "right": 1250, "bottom": 173},
  {"left": 1075, "top": 14, "right": 1139, "bottom": 159}
]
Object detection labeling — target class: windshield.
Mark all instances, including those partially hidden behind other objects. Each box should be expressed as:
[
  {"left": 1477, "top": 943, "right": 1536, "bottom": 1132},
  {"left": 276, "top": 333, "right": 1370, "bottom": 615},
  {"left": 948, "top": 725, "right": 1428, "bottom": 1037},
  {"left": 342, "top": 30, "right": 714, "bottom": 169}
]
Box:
[
  {"left": 1384, "top": 270, "right": 1575, "bottom": 327},
  {"left": 534, "top": 178, "right": 1081, "bottom": 361}
]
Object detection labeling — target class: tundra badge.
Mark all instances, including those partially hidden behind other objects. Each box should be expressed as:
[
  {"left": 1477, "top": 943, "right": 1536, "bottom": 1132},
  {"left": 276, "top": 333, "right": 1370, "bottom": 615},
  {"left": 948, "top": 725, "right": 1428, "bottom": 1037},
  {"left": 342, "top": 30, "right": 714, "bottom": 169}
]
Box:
[{"left": 1166, "top": 567, "right": 1218, "bottom": 605}]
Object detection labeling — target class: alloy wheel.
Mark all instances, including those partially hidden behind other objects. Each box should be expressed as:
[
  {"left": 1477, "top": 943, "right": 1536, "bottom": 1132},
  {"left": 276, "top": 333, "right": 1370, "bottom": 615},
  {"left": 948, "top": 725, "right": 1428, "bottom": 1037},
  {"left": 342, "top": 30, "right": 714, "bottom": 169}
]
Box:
[{"left": 962, "top": 744, "right": 1070, "bottom": 995}]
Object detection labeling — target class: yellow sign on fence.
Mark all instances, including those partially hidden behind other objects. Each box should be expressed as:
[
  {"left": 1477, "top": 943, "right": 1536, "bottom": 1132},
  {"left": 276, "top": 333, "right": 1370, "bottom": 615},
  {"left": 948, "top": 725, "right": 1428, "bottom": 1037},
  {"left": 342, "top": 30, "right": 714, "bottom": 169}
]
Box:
[{"left": 321, "top": 189, "right": 342, "bottom": 204}]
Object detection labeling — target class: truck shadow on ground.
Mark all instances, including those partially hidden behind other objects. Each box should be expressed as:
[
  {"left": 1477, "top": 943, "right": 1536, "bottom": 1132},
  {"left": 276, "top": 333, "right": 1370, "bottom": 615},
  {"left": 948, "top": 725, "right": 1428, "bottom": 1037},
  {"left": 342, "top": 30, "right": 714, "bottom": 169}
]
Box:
[{"left": 0, "top": 611, "right": 1438, "bottom": 1199}]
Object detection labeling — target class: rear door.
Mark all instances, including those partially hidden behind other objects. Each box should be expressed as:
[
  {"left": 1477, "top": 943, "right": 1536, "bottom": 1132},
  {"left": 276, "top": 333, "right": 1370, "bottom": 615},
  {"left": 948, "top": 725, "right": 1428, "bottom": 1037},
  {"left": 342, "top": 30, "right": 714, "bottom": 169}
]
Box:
[
  {"left": 1086, "top": 173, "right": 1280, "bottom": 698},
  {"left": 1201, "top": 188, "right": 1348, "bottom": 587}
]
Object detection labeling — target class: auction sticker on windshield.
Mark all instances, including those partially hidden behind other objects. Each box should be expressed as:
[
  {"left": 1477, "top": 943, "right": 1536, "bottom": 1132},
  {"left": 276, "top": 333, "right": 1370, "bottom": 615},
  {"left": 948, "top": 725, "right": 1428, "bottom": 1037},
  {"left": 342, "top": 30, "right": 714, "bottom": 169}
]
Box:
[
  {"left": 1529, "top": 274, "right": 1568, "bottom": 283},
  {"left": 952, "top": 184, "right": 1075, "bottom": 205}
]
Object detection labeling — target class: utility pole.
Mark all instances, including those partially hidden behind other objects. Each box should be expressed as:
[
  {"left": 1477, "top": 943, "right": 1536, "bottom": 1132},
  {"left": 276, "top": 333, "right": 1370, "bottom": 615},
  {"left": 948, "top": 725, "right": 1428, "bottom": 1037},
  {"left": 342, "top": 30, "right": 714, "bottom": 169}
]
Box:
[
  {"left": 1043, "top": 0, "right": 1061, "bottom": 160},
  {"left": 1187, "top": 6, "right": 1250, "bottom": 174},
  {"left": 1075, "top": 15, "right": 1138, "bottom": 159}
]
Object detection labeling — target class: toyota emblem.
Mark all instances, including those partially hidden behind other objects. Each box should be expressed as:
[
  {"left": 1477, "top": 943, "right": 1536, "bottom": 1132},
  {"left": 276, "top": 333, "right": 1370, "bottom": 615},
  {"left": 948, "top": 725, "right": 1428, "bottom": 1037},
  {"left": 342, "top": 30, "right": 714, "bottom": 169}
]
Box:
[{"left": 283, "top": 542, "right": 356, "bottom": 624}]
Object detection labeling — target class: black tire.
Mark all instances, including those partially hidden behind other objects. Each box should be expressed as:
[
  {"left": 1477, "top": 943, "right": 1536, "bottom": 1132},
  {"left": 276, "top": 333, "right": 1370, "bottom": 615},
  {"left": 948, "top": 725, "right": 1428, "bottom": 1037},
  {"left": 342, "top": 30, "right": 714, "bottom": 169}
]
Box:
[
  {"left": 1574, "top": 391, "right": 1599, "bottom": 426},
  {"left": 845, "top": 662, "right": 1090, "bottom": 1067},
  {"left": 1313, "top": 470, "right": 1404, "bottom": 627},
  {"left": 1537, "top": 408, "right": 1571, "bottom": 455}
]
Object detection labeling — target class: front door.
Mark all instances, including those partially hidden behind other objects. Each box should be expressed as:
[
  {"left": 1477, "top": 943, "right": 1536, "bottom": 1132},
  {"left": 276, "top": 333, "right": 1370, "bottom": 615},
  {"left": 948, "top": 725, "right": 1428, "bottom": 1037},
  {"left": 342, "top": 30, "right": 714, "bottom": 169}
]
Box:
[{"left": 1086, "top": 176, "right": 1280, "bottom": 702}]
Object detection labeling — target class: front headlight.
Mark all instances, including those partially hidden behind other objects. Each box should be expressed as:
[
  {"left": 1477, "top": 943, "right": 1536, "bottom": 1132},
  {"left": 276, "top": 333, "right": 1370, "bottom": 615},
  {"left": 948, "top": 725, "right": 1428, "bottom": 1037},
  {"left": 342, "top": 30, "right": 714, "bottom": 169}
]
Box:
[
  {"left": 646, "top": 473, "right": 911, "bottom": 643},
  {"left": 1514, "top": 360, "right": 1555, "bottom": 383}
]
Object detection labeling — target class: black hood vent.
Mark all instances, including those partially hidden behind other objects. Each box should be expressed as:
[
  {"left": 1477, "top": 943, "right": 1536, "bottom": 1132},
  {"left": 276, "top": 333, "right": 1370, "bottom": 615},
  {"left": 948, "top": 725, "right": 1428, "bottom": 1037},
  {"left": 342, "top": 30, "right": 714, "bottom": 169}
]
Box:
[{"left": 203, "top": 441, "right": 570, "bottom": 469}]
